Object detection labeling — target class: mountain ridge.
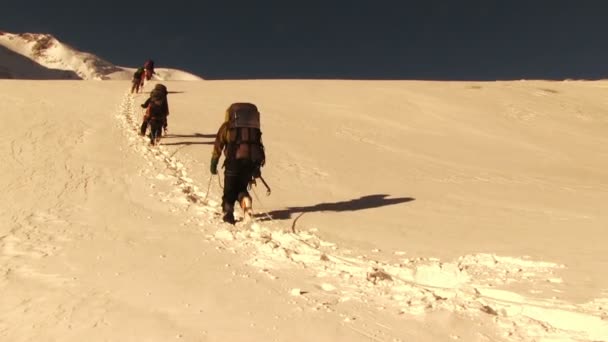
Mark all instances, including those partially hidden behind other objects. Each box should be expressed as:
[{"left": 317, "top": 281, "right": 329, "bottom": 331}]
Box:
[{"left": 0, "top": 31, "right": 203, "bottom": 81}]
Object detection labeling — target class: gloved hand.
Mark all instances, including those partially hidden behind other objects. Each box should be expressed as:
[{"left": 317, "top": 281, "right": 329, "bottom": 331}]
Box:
[
  {"left": 210, "top": 157, "right": 219, "bottom": 175},
  {"left": 252, "top": 166, "right": 261, "bottom": 178}
]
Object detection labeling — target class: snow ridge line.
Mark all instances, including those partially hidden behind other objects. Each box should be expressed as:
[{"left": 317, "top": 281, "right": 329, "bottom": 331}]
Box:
[{"left": 115, "top": 92, "right": 608, "bottom": 342}]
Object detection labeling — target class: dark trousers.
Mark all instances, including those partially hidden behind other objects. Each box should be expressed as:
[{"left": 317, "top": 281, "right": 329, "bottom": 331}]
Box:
[
  {"left": 222, "top": 159, "right": 255, "bottom": 214},
  {"left": 131, "top": 78, "right": 143, "bottom": 93},
  {"left": 149, "top": 120, "right": 164, "bottom": 145},
  {"left": 140, "top": 118, "right": 149, "bottom": 136},
  {"left": 141, "top": 117, "right": 167, "bottom": 137}
]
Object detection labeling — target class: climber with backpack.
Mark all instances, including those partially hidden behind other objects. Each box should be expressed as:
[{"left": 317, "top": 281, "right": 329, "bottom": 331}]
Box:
[
  {"left": 131, "top": 67, "right": 145, "bottom": 93},
  {"left": 144, "top": 59, "right": 155, "bottom": 80},
  {"left": 210, "top": 103, "right": 266, "bottom": 224},
  {"left": 140, "top": 83, "right": 169, "bottom": 145}
]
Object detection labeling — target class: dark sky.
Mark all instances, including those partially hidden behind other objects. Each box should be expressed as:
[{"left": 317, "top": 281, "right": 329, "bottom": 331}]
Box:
[{"left": 2, "top": 1, "right": 608, "bottom": 80}]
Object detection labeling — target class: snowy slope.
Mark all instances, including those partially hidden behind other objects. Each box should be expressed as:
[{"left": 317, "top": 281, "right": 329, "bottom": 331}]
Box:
[
  {"left": 0, "top": 31, "right": 203, "bottom": 80},
  {"left": 1, "top": 80, "right": 607, "bottom": 342}
]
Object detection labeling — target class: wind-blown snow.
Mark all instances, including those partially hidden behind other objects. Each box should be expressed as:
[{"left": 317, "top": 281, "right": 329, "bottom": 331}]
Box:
[
  {"left": 1, "top": 79, "right": 607, "bottom": 342},
  {"left": 0, "top": 31, "right": 203, "bottom": 80}
]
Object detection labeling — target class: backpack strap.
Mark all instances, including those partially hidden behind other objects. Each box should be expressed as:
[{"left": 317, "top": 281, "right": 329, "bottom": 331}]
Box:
[{"left": 226, "top": 127, "right": 240, "bottom": 160}]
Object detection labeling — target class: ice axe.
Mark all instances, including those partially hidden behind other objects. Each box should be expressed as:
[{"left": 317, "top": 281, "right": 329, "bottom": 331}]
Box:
[
  {"left": 248, "top": 173, "right": 271, "bottom": 196},
  {"left": 255, "top": 176, "right": 271, "bottom": 196}
]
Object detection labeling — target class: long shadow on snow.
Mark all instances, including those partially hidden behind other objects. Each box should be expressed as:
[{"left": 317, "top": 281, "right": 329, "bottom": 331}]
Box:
[
  {"left": 143, "top": 91, "right": 186, "bottom": 94},
  {"left": 161, "top": 141, "right": 214, "bottom": 146},
  {"left": 163, "top": 133, "right": 216, "bottom": 139},
  {"left": 258, "top": 194, "right": 415, "bottom": 221}
]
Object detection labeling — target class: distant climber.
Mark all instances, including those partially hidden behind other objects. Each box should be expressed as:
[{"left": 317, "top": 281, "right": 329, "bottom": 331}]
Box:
[
  {"left": 144, "top": 59, "right": 155, "bottom": 80},
  {"left": 130, "top": 67, "right": 145, "bottom": 93}
]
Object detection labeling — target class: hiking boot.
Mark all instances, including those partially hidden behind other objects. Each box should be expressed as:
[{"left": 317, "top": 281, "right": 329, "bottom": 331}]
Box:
[
  {"left": 222, "top": 212, "right": 236, "bottom": 225},
  {"left": 239, "top": 194, "right": 253, "bottom": 222}
]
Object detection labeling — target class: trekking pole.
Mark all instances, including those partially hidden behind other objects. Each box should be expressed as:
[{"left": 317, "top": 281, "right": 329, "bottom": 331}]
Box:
[
  {"left": 251, "top": 188, "right": 275, "bottom": 223},
  {"left": 201, "top": 173, "right": 214, "bottom": 204},
  {"left": 217, "top": 172, "right": 224, "bottom": 190},
  {"left": 259, "top": 176, "right": 271, "bottom": 196}
]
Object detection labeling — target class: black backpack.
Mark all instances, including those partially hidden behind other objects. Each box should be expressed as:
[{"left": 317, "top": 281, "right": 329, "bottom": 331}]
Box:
[
  {"left": 226, "top": 103, "right": 265, "bottom": 173},
  {"left": 133, "top": 67, "right": 144, "bottom": 79},
  {"left": 148, "top": 85, "right": 168, "bottom": 119}
]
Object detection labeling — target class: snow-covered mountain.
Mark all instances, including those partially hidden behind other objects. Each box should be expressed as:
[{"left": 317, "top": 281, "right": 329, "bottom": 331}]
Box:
[
  {"left": 0, "top": 31, "right": 203, "bottom": 80},
  {"left": 0, "top": 44, "right": 79, "bottom": 79}
]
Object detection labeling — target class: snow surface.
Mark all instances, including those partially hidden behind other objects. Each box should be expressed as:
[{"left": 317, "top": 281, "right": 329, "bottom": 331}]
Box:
[
  {"left": 1, "top": 79, "right": 607, "bottom": 342},
  {"left": 0, "top": 32, "right": 202, "bottom": 80}
]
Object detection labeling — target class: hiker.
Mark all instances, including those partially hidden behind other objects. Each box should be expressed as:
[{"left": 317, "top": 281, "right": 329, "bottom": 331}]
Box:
[
  {"left": 140, "top": 84, "right": 169, "bottom": 145},
  {"left": 131, "top": 67, "right": 145, "bottom": 93},
  {"left": 210, "top": 103, "right": 266, "bottom": 224},
  {"left": 144, "top": 59, "right": 155, "bottom": 80}
]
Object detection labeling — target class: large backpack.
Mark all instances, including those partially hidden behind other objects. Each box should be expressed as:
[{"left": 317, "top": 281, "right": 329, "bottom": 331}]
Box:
[
  {"left": 226, "top": 103, "right": 265, "bottom": 173},
  {"left": 144, "top": 59, "right": 154, "bottom": 70},
  {"left": 133, "top": 67, "right": 144, "bottom": 79},
  {"left": 147, "top": 85, "right": 168, "bottom": 120}
]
